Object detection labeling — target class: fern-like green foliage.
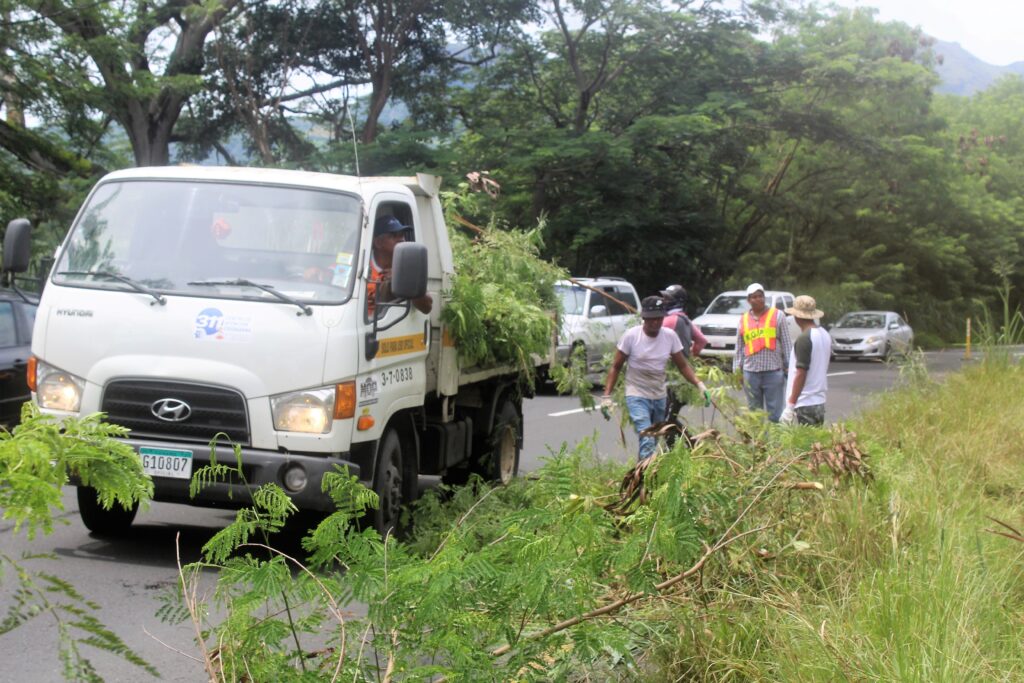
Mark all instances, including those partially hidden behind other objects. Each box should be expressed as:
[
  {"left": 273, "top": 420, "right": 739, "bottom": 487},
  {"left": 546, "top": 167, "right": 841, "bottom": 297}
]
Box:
[
  {"left": 173, "top": 418, "right": 852, "bottom": 681},
  {"left": 0, "top": 404, "right": 153, "bottom": 539},
  {"left": 439, "top": 187, "right": 568, "bottom": 381},
  {"left": 0, "top": 404, "right": 157, "bottom": 680}
]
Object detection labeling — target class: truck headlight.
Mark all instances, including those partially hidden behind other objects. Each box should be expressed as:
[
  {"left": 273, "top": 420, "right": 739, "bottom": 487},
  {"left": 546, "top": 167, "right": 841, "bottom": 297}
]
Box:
[
  {"left": 271, "top": 387, "right": 336, "bottom": 434},
  {"left": 35, "top": 360, "right": 86, "bottom": 413}
]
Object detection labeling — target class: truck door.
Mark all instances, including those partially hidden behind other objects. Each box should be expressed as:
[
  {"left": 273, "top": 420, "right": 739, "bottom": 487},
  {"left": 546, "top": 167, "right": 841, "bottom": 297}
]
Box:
[{"left": 355, "top": 196, "right": 431, "bottom": 443}]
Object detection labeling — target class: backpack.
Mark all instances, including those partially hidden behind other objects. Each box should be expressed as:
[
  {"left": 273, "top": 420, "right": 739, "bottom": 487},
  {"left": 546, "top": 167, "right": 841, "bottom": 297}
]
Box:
[{"left": 663, "top": 312, "right": 693, "bottom": 357}]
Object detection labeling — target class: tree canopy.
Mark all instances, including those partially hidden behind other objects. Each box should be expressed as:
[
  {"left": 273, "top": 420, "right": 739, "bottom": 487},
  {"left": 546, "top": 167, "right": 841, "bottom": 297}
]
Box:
[{"left": 0, "top": 0, "right": 1021, "bottom": 337}]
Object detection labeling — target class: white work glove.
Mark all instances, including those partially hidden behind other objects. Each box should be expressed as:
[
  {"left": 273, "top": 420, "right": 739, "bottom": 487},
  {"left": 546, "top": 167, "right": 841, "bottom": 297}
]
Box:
[
  {"left": 696, "top": 381, "right": 711, "bottom": 407},
  {"left": 780, "top": 403, "right": 797, "bottom": 425}
]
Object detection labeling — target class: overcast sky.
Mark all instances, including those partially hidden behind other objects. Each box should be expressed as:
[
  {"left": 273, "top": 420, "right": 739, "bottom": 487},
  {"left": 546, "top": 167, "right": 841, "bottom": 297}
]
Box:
[{"left": 825, "top": 0, "right": 1024, "bottom": 65}]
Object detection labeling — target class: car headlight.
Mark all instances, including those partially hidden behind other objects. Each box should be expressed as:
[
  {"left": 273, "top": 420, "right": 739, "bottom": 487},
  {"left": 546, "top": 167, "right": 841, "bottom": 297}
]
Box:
[
  {"left": 35, "top": 360, "right": 86, "bottom": 412},
  {"left": 864, "top": 335, "right": 883, "bottom": 345}
]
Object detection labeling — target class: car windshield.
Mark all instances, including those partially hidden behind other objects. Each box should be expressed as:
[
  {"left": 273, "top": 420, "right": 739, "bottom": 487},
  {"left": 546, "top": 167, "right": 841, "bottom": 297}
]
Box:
[
  {"left": 836, "top": 313, "right": 885, "bottom": 329},
  {"left": 52, "top": 180, "right": 362, "bottom": 304},
  {"left": 555, "top": 284, "right": 586, "bottom": 315},
  {"left": 705, "top": 295, "right": 750, "bottom": 315}
]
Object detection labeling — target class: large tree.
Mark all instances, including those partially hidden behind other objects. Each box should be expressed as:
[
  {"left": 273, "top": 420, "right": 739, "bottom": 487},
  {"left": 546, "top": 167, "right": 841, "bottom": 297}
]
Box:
[{"left": 2, "top": 0, "right": 243, "bottom": 167}]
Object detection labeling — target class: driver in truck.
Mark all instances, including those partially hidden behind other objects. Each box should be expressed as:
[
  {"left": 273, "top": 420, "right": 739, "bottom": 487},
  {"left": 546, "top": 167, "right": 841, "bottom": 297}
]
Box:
[{"left": 367, "top": 215, "right": 433, "bottom": 317}]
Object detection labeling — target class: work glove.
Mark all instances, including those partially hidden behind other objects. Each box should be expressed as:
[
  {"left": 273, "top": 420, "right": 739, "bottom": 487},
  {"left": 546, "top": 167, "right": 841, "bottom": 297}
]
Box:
[
  {"left": 697, "top": 381, "right": 711, "bottom": 407},
  {"left": 600, "top": 396, "right": 615, "bottom": 421},
  {"left": 780, "top": 403, "right": 797, "bottom": 425}
]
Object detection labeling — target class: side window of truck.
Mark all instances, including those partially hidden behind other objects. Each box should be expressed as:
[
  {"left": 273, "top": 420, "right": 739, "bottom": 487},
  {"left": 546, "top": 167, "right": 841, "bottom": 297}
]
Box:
[
  {"left": 367, "top": 203, "right": 417, "bottom": 319},
  {"left": 612, "top": 287, "right": 638, "bottom": 316}
]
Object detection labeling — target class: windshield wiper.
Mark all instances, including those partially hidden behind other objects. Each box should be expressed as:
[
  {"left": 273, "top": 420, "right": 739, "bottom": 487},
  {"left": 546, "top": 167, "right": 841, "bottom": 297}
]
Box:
[
  {"left": 187, "top": 278, "right": 312, "bottom": 316},
  {"left": 57, "top": 270, "right": 166, "bottom": 305}
]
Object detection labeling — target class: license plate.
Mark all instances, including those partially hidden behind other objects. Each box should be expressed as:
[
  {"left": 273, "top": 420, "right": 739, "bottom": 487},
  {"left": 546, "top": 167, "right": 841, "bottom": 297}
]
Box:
[
  {"left": 711, "top": 341, "right": 724, "bottom": 348},
  {"left": 140, "top": 447, "right": 194, "bottom": 479}
]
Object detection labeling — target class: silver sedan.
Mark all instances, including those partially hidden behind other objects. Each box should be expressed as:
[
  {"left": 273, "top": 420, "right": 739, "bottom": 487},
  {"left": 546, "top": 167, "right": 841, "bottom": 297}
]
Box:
[{"left": 829, "top": 311, "right": 914, "bottom": 360}]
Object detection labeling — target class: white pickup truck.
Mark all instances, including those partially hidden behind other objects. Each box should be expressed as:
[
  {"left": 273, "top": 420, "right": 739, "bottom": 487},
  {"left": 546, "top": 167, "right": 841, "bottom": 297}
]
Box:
[{"left": 9, "top": 166, "right": 546, "bottom": 534}]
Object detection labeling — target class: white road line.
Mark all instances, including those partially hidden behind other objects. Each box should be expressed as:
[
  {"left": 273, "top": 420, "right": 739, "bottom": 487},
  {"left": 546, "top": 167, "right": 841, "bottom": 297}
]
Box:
[
  {"left": 548, "top": 407, "right": 589, "bottom": 417},
  {"left": 827, "top": 371, "right": 856, "bottom": 377}
]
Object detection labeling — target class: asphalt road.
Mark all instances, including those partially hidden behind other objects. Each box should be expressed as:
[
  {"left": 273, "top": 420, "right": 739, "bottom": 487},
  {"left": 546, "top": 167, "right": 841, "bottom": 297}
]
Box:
[{"left": 0, "top": 349, "right": 974, "bottom": 682}]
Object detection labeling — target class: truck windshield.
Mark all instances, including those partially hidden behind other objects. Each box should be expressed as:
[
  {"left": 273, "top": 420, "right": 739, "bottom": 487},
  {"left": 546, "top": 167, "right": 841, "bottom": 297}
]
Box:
[
  {"left": 52, "top": 180, "right": 362, "bottom": 305},
  {"left": 555, "top": 284, "right": 586, "bottom": 315},
  {"left": 705, "top": 295, "right": 750, "bottom": 315}
]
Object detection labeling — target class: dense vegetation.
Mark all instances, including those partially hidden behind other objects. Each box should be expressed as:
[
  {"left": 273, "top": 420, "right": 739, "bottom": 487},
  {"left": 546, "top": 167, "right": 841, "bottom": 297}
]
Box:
[
  {"left": 8, "top": 351, "right": 1023, "bottom": 680},
  {"left": 0, "top": 0, "right": 1022, "bottom": 339}
]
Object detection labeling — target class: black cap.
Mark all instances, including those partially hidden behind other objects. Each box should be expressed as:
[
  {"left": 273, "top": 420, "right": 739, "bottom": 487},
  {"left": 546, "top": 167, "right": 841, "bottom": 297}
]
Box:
[
  {"left": 659, "top": 284, "right": 687, "bottom": 306},
  {"left": 640, "top": 295, "right": 667, "bottom": 319},
  {"left": 374, "top": 215, "right": 410, "bottom": 236}
]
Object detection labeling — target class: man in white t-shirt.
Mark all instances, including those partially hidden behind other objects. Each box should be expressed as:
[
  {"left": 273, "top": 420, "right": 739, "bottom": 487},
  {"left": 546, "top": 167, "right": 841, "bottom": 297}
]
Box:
[
  {"left": 602, "top": 296, "right": 710, "bottom": 460},
  {"left": 780, "top": 295, "right": 831, "bottom": 426}
]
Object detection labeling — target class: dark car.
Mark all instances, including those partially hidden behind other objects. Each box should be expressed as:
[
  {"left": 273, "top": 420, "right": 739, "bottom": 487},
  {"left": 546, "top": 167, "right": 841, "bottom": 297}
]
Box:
[{"left": 0, "top": 290, "right": 37, "bottom": 425}]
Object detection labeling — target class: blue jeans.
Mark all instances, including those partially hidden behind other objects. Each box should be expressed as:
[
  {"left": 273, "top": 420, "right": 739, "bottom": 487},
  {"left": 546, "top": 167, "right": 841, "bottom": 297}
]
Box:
[
  {"left": 743, "top": 369, "right": 785, "bottom": 422},
  {"left": 625, "top": 395, "right": 667, "bottom": 460}
]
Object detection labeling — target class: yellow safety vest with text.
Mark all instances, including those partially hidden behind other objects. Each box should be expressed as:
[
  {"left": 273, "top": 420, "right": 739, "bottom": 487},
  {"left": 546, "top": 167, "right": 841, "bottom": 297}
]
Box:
[{"left": 740, "top": 308, "right": 779, "bottom": 356}]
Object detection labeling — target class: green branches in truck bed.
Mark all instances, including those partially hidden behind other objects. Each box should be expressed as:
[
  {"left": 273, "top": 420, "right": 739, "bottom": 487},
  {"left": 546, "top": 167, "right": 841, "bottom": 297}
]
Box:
[{"left": 442, "top": 206, "right": 567, "bottom": 378}]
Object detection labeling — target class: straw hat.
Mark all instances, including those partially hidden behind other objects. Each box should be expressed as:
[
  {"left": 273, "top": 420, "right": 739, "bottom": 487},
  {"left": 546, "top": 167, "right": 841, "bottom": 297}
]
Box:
[{"left": 785, "top": 295, "right": 824, "bottom": 320}]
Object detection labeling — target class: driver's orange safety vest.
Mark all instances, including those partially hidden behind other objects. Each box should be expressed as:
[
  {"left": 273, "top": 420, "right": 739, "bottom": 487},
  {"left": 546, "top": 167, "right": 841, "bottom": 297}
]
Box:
[{"left": 740, "top": 308, "right": 779, "bottom": 356}]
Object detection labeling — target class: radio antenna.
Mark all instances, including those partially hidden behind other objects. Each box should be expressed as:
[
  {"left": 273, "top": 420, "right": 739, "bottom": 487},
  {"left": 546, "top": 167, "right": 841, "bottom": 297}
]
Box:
[{"left": 346, "top": 88, "right": 361, "bottom": 177}]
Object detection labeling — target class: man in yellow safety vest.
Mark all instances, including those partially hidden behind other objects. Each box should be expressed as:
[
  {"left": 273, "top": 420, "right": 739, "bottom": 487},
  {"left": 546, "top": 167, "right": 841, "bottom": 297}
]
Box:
[{"left": 732, "top": 283, "right": 791, "bottom": 422}]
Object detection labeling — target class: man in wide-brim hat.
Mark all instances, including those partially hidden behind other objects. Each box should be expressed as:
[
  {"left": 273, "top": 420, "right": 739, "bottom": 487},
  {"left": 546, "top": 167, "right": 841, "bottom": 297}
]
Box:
[{"left": 781, "top": 295, "right": 830, "bottom": 426}]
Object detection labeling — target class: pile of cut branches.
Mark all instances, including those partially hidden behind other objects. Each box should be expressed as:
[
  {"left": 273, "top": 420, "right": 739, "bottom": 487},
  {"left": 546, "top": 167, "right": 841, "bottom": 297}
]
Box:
[
  {"left": 168, "top": 418, "right": 873, "bottom": 681},
  {"left": 439, "top": 182, "right": 568, "bottom": 380}
]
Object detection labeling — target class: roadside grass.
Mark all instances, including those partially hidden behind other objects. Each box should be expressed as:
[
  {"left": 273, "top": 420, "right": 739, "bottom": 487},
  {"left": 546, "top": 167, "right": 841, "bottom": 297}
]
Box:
[{"left": 655, "top": 356, "right": 1024, "bottom": 681}]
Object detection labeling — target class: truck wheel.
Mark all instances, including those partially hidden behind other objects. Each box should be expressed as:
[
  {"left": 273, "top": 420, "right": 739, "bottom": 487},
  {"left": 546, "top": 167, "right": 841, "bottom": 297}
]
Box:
[
  {"left": 77, "top": 486, "right": 138, "bottom": 535},
  {"left": 372, "top": 429, "right": 404, "bottom": 537},
  {"left": 488, "top": 400, "right": 521, "bottom": 485}
]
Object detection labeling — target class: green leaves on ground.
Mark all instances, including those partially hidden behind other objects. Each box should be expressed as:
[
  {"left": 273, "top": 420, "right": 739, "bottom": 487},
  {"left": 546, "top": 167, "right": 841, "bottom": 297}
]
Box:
[{"left": 175, "top": 410, "right": 867, "bottom": 680}]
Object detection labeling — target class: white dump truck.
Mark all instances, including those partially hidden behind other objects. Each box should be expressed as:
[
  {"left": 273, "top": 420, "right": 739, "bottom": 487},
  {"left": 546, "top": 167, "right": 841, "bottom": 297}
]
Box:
[{"left": 7, "top": 166, "right": 547, "bottom": 534}]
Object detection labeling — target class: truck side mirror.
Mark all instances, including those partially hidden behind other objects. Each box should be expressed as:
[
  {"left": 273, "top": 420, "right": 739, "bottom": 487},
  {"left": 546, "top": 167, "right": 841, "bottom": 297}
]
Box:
[
  {"left": 3, "top": 218, "right": 32, "bottom": 274},
  {"left": 390, "top": 242, "right": 427, "bottom": 300},
  {"left": 589, "top": 304, "right": 608, "bottom": 318}
]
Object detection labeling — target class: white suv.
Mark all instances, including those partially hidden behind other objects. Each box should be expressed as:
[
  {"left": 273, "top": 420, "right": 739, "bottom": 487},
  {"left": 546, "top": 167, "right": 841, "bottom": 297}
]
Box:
[
  {"left": 554, "top": 278, "right": 640, "bottom": 373},
  {"left": 693, "top": 289, "right": 800, "bottom": 358}
]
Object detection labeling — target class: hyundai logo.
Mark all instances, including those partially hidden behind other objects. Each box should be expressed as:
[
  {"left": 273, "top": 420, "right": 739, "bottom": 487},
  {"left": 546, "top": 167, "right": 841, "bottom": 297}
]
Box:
[{"left": 151, "top": 398, "right": 193, "bottom": 422}]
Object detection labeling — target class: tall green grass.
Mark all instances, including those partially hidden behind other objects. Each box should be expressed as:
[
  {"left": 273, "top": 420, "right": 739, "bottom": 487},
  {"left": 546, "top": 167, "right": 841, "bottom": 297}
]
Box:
[{"left": 658, "top": 358, "right": 1024, "bottom": 681}]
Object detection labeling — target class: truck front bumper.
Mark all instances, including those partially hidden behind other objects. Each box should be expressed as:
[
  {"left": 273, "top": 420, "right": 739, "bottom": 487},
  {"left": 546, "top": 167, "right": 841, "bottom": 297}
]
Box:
[{"left": 121, "top": 437, "right": 362, "bottom": 513}]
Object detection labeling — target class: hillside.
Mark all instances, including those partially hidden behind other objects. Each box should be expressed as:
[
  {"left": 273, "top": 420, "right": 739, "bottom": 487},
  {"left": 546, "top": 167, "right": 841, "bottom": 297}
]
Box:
[{"left": 934, "top": 39, "right": 1024, "bottom": 96}]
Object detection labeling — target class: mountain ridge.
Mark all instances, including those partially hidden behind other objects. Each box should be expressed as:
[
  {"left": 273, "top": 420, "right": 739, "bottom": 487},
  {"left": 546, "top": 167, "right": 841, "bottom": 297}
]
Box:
[{"left": 933, "top": 39, "right": 1024, "bottom": 96}]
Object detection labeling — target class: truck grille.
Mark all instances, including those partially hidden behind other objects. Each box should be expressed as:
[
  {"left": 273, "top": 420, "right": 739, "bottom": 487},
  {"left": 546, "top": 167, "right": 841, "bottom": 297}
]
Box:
[
  {"left": 101, "top": 380, "right": 250, "bottom": 446},
  {"left": 700, "top": 325, "right": 736, "bottom": 337}
]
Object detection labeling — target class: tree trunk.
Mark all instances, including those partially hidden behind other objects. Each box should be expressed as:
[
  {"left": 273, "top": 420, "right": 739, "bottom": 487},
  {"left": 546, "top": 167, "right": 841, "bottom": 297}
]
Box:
[{"left": 360, "top": 75, "right": 392, "bottom": 145}]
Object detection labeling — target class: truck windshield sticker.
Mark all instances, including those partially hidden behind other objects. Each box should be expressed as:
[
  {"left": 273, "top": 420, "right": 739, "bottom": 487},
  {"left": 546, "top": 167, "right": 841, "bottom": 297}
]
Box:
[
  {"left": 331, "top": 264, "right": 352, "bottom": 287},
  {"left": 193, "top": 307, "right": 253, "bottom": 342},
  {"left": 336, "top": 252, "right": 354, "bottom": 266},
  {"left": 376, "top": 333, "right": 427, "bottom": 358}
]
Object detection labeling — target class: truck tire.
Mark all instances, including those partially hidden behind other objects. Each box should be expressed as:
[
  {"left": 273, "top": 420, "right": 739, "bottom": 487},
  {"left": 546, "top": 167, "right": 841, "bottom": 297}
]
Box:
[
  {"left": 77, "top": 486, "right": 138, "bottom": 535},
  {"left": 487, "top": 399, "right": 521, "bottom": 485},
  {"left": 371, "top": 429, "right": 405, "bottom": 537}
]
